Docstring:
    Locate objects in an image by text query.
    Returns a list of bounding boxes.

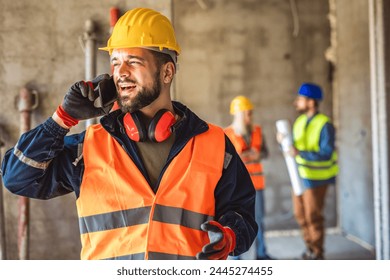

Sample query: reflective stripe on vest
[224,126,264,190]
[293,113,339,180]
[77,123,225,260]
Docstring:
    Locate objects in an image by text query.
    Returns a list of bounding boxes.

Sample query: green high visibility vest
[293,113,338,180]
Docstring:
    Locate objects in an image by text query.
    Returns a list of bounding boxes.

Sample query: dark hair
[150,50,175,69]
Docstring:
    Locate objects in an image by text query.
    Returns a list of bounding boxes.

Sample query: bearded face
[294,96,310,114]
[117,69,162,113]
[110,48,164,114]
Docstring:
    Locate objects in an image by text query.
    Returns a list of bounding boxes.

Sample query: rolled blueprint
[275,119,304,196]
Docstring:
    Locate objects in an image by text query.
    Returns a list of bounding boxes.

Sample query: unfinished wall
[332,0,374,246]
[0,0,334,259]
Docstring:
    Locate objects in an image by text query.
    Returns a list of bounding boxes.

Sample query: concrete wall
[333,0,375,246]
[0,0,334,259]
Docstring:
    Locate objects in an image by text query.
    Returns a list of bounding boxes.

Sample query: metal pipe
[369,0,390,260]
[17,197,29,260]
[170,1,178,101]
[83,19,97,127]
[16,87,38,260]
[0,137,7,260]
[107,7,120,112]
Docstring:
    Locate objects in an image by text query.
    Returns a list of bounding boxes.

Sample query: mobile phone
[95,76,117,108]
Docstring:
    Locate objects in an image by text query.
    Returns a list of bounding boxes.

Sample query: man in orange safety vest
[225,96,273,260]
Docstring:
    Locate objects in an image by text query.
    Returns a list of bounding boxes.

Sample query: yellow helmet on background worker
[99,8,181,55]
[230,96,254,115]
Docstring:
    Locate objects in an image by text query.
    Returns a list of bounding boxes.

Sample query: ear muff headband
[123,109,176,142]
[148,109,176,142]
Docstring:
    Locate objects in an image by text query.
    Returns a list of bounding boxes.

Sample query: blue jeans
[255,189,267,258]
[229,190,267,260]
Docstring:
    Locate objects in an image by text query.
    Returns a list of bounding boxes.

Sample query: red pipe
[17,197,29,260]
[110,7,120,33]
[16,87,37,260]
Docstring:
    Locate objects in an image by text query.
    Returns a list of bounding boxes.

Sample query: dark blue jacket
[1,101,257,256]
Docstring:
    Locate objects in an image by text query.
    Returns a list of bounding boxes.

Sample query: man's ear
[308,98,316,109]
[162,62,175,84]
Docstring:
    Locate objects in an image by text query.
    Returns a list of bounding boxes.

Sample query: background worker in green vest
[280,83,338,260]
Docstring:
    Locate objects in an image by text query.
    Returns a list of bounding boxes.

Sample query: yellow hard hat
[230,96,254,114]
[99,8,181,55]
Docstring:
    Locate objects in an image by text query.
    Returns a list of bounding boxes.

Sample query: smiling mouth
[117,83,137,96]
[119,84,136,91]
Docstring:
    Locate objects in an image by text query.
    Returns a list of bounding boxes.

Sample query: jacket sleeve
[1,117,85,199]
[215,135,258,256]
[298,122,335,161]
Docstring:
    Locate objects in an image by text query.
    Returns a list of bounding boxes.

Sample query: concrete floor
[234,228,376,260]
[266,228,376,260]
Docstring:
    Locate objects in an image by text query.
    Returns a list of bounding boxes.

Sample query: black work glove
[61,74,117,120]
[196,221,236,260]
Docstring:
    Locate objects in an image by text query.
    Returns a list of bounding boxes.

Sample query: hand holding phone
[94,75,118,113]
[62,74,117,120]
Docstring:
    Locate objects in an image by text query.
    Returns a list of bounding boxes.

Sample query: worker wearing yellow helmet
[1,8,257,260]
[225,96,273,260]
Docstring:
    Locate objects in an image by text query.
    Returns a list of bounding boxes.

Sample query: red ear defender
[148,109,176,142]
[123,112,147,142]
[123,109,176,142]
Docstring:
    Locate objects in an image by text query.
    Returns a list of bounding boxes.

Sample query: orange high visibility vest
[225,126,264,190]
[76,123,225,260]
